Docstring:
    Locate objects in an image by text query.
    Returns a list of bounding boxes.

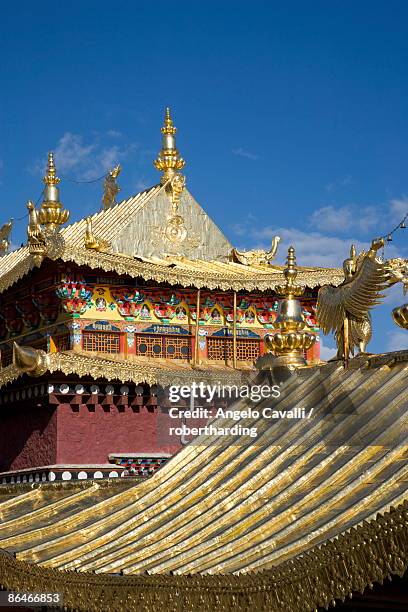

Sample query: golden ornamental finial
[260,246,316,368]
[154,107,185,183]
[43,152,60,187]
[38,152,69,231]
[275,246,304,299]
[162,107,177,135]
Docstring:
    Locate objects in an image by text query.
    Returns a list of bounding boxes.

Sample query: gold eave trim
[0,500,407,612]
[0,352,248,388]
[0,245,344,295]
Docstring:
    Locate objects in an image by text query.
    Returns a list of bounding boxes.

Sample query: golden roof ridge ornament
[102,164,121,210]
[0,219,13,256]
[232,236,281,266]
[13,342,49,377]
[260,246,316,369]
[84,216,110,252]
[153,107,185,184]
[38,152,70,231]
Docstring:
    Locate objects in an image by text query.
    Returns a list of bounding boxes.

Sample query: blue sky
[0,1,407,355]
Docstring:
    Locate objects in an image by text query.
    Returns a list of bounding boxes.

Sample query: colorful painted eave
[0,352,407,611]
[0,184,344,294]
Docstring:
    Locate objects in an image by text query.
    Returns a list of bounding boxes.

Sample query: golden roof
[0,183,343,293]
[0,352,407,610]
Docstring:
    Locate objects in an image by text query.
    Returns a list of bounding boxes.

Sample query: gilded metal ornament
[232,235,281,266]
[153,107,185,183]
[26,201,47,266]
[317,238,396,360]
[393,303,408,330]
[261,246,316,367]
[12,342,49,376]
[168,172,186,214]
[38,152,70,231]
[392,279,408,330]
[84,216,110,252]
[102,164,121,210]
[0,219,13,256]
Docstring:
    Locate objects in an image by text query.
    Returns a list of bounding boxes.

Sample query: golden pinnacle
[43,152,61,186]
[38,152,70,231]
[161,107,177,135]
[154,108,185,183]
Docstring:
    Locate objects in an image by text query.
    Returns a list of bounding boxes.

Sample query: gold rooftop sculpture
[263,246,316,367]
[0,219,13,256]
[38,152,69,231]
[232,235,281,266]
[153,107,185,183]
[101,164,121,210]
[317,238,407,362]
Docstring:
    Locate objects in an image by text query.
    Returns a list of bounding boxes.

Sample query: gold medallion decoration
[164,214,188,244]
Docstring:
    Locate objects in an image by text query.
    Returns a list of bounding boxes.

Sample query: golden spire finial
[38,152,69,231]
[162,107,177,135]
[275,246,304,299]
[43,152,60,187]
[154,107,185,183]
[261,246,316,368]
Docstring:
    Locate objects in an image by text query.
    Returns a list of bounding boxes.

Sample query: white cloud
[383,282,407,306]
[229,222,404,268]
[30,132,138,181]
[253,226,370,267]
[310,204,381,234]
[232,147,258,160]
[389,197,408,222]
[386,330,407,352]
[325,175,353,193]
[319,337,337,361]
[310,206,354,232]
[54,133,95,172]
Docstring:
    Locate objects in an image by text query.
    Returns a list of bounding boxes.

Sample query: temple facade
[0,110,407,612]
[0,109,342,483]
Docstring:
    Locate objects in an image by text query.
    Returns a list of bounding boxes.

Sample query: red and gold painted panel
[0,265,320,366]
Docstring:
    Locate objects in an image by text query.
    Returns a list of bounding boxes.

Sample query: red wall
[56,403,181,464]
[0,405,57,471]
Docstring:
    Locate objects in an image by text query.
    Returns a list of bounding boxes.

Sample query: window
[135,334,191,360]
[82,331,120,353]
[207,338,260,361]
[1,344,12,367]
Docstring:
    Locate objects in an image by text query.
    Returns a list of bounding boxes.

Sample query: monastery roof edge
[0,242,344,294]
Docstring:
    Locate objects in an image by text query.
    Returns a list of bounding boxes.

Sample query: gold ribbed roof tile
[0,356,406,577]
